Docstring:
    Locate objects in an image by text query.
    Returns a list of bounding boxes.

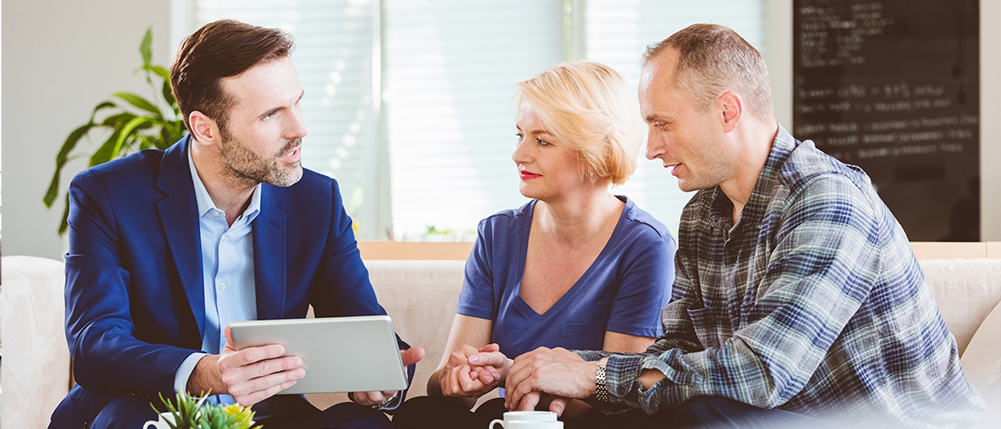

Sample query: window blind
[383,0,564,240]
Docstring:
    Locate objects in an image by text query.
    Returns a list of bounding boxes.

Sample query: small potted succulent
[151,392,261,429]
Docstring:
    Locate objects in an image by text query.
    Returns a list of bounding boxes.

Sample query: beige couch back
[919,259,1001,354]
[367,259,467,399]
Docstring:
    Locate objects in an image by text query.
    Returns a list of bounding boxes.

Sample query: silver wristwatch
[594,358,609,402]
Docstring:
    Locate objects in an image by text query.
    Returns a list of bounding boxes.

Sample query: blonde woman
[393,62,676,429]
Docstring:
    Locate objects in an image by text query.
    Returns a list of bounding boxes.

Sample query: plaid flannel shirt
[577,127,986,427]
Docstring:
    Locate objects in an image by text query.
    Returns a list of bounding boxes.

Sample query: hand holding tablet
[206,326,306,407]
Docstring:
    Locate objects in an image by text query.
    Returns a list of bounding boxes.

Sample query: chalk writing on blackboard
[793,0,979,241]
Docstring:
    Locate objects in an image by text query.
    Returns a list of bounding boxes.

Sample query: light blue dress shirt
[173,146,262,398]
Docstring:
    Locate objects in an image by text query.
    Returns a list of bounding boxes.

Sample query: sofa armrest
[1,256,72,428]
[960,299,1001,425]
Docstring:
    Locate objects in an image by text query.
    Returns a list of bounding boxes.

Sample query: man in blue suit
[50,19,424,428]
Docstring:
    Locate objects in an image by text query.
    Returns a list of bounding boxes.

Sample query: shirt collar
[707,125,796,234]
[187,143,262,223]
[745,125,796,214]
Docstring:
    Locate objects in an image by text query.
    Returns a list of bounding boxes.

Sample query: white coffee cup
[489,411,563,428]
[143,412,175,429]
[497,411,557,421]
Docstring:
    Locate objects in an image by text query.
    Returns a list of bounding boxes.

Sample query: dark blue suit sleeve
[64,170,196,396]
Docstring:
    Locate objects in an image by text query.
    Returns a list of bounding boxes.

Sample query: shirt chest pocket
[687,306,730,349]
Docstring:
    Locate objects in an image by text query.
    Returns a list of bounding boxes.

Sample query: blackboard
[793,0,979,241]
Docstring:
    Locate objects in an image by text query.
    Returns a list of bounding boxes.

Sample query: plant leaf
[173,123,189,143]
[44,171,64,209]
[113,116,153,156]
[101,112,136,127]
[113,92,163,119]
[90,129,122,167]
[162,78,177,108]
[138,64,170,81]
[160,122,187,149]
[58,194,70,236]
[138,134,155,150]
[160,127,172,149]
[44,122,94,207]
[140,27,153,66]
[90,101,117,122]
[161,121,184,147]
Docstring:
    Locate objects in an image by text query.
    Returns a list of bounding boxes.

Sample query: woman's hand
[439,343,510,397]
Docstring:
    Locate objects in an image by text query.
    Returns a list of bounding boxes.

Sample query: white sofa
[2,243,999,428]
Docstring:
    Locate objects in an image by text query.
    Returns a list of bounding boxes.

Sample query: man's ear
[718,91,743,133]
[188,111,219,146]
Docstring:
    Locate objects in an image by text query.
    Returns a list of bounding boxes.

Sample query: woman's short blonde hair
[517,62,642,186]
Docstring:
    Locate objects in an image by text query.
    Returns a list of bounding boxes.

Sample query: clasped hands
[438,343,510,397]
[503,347,597,416]
[190,326,425,408]
[438,344,596,417]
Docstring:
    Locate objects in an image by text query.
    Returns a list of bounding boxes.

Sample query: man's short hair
[517,61,643,186]
[170,19,295,132]
[644,23,774,121]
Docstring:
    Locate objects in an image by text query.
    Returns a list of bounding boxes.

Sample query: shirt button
[221,236,227,242]
[218,282,227,290]
[212,211,220,217]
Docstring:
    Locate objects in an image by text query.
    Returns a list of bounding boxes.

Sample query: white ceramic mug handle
[489,419,506,429]
[143,422,158,429]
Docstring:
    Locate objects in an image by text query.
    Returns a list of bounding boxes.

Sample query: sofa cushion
[919,259,1001,355]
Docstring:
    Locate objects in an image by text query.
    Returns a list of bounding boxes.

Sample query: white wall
[765,0,793,129]
[982,0,1001,240]
[2,0,172,259]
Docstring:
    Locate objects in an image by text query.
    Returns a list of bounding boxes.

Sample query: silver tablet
[229,315,408,394]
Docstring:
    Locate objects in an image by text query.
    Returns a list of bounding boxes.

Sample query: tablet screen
[229,315,408,394]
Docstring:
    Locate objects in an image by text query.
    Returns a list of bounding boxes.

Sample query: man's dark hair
[170,19,295,132]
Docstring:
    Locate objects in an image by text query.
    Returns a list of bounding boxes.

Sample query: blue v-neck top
[456,196,676,358]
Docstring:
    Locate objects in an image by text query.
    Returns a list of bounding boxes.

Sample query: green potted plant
[153,392,261,429]
[44,27,186,235]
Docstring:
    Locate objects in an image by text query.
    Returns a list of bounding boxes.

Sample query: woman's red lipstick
[520,171,542,180]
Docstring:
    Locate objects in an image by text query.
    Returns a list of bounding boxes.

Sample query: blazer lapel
[155,135,206,336]
[254,185,287,320]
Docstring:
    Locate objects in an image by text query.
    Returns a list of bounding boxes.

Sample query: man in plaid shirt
[493,24,987,428]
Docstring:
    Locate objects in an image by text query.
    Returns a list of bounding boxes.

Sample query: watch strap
[594,358,609,402]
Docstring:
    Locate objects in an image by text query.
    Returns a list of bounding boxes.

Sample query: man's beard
[218,126,303,188]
